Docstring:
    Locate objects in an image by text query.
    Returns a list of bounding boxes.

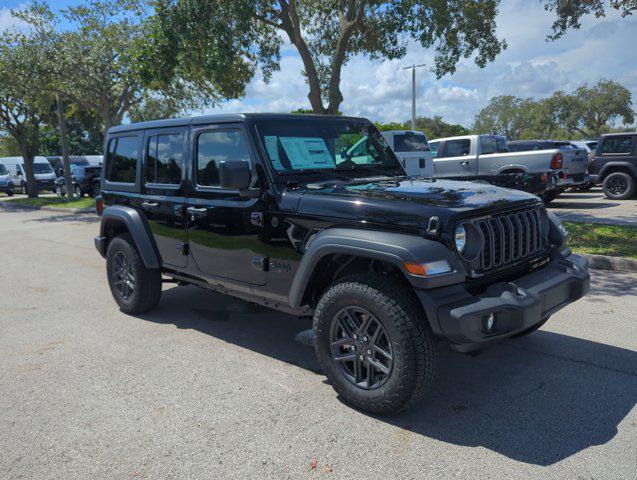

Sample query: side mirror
[219,160,252,191]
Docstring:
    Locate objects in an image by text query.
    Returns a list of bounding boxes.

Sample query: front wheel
[106,233,162,314]
[314,274,437,414]
[603,172,635,200]
[6,185,13,196]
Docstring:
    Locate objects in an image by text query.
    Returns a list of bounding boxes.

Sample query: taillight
[550,152,563,169]
[95,196,103,215]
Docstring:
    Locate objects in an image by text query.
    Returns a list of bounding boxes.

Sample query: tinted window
[197,131,251,187]
[146,133,183,185]
[441,139,470,157]
[0,164,6,175]
[480,136,497,155]
[586,142,598,150]
[394,133,429,152]
[105,136,138,183]
[33,163,53,174]
[429,141,440,158]
[602,137,632,154]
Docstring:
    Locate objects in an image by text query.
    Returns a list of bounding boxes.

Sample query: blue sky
[2,0,636,127]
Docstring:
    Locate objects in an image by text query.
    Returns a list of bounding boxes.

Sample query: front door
[185,125,267,286]
[139,127,188,268]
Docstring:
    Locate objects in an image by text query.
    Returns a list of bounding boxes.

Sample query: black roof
[108,113,369,134]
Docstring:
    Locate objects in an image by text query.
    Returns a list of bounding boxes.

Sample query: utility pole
[402,63,426,131]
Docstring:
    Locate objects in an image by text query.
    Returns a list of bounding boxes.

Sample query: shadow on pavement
[549,201,619,210]
[138,285,637,467]
[585,268,637,303]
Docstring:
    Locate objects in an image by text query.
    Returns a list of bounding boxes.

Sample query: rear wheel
[602,172,635,200]
[6,185,13,196]
[106,233,162,314]
[314,274,437,414]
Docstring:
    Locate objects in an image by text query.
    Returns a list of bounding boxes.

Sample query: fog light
[485,313,495,332]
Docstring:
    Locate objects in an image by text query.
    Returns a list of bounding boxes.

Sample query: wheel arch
[599,162,637,180]
[288,228,466,310]
[99,205,160,269]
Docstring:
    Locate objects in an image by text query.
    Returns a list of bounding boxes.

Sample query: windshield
[34,162,53,174]
[394,133,429,152]
[0,164,6,175]
[255,118,404,177]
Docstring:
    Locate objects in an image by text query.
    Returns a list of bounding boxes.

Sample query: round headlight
[454,224,467,253]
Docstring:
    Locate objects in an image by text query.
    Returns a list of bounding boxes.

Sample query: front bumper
[416,248,590,353]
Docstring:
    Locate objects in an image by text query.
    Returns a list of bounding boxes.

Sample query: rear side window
[197,130,251,187]
[146,133,183,185]
[480,136,497,155]
[602,137,632,155]
[105,136,138,183]
[441,139,470,157]
[394,133,429,152]
[429,141,440,158]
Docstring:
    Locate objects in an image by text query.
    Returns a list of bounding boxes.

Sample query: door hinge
[252,255,269,271]
[176,242,189,255]
[251,212,264,227]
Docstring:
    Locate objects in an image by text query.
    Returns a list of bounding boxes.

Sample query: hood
[295,178,540,230]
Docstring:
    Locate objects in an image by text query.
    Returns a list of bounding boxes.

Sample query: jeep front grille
[474,206,547,274]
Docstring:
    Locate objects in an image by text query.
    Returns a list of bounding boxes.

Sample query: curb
[0,203,94,214]
[584,254,637,273]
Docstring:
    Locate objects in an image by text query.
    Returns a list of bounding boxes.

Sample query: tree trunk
[56,94,75,200]
[19,147,38,199]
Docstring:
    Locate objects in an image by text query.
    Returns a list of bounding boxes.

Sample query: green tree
[573,79,634,137]
[0,28,52,197]
[472,95,537,140]
[146,0,507,115]
[543,0,636,40]
[412,115,470,139]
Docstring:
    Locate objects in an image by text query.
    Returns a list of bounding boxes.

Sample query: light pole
[402,63,426,131]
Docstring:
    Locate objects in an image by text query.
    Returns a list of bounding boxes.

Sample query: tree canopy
[146,0,507,114]
[473,79,635,140]
[543,0,636,40]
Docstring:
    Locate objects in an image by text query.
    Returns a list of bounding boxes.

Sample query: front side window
[255,118,402,177]
[146,133,183,185]
[197,130,251,187]
[0,164,7,175]
[602,137,632,155]
[105,136,138,183]
[441,139,470,157]
[394,133,429,152]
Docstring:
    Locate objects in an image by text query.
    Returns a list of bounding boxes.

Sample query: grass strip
[564,221,637,259]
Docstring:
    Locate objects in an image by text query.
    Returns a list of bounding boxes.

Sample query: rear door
[185,124,267,286]
[140,127,189,268]
[433,138,477,177]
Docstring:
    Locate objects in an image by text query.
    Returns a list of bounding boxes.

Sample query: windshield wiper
[277,168,350,180]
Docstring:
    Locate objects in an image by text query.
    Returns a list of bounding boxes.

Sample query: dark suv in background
[588,132,637,199]
[94,114,590,414]
[49,156,102,197]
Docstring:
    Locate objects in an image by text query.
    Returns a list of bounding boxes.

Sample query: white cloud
[203,2,637,127]
[0,5,30,32]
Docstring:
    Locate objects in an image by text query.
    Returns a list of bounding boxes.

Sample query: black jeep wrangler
[589,132,637,199]
[95,114,590,414]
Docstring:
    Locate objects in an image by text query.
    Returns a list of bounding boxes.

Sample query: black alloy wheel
[329,306,393,390]
[111,251,135,300]
[603,172,635,200]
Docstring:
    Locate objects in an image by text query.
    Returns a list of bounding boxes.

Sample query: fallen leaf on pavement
[323,465,334,473]
[310,459,318,470]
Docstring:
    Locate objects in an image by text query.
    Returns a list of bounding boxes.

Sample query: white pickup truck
[428,135,588,202]
[380,130,434,177]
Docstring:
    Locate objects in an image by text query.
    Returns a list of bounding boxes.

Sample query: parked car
[380,130,434,177]
[588,132,637,199]
[0,162,14,195]
[0,156,57,194]
[48,155,103,172]
[427,135,577,202]
[50,157,102,197]
[566,140,598,190]
[94,113,590,414]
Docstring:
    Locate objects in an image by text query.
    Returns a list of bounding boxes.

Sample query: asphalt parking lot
[1,207,636,479]
[549,187,637,226]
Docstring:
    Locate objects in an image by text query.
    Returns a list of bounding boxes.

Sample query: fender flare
[99,205,160,269]
[598,162,637,180]
[288,228,466,309]
[496,164,528,174]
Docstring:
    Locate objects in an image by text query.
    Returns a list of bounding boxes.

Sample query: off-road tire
[314,273,437,415]
[602,172,635,200]
[6,185,13,196]
[106,233,162,314]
